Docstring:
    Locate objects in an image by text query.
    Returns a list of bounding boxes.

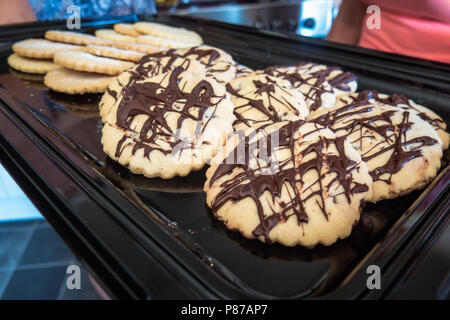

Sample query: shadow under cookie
[47,90,101,117]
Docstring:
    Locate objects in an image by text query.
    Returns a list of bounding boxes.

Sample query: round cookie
[102,45,236,103]
[8,53,61,74]
[136,35,197,49]
[12,39,86,59]
[86,45,145,62]
[45,30,112,46]
[336,90,449,150]
[100,56,208,120]
[114,23,142,37]
[204,120,373,247]
[293,62,358,96]
[54,51,135,76]
[308,102,443,202]
[175,45,237,83]
[44,68,114,94]
[226,73,309,132]
[9,69,45,82]
[134,22,203,45]
[99,52,204,119]
[95,29,138,43]
[109,41,166,54]
[101,64,235,179]
[263,64,336,112]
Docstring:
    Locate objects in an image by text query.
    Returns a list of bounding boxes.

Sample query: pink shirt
[358,0,450,64]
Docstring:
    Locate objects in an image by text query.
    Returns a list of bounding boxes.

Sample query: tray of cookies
[0,14,448,299]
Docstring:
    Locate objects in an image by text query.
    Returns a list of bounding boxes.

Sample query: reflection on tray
[47,90,101,118]
[102,157,205,193]
[9,67,102,118]
[9,68,47,90]
[101,148,425,296]
[2,28,449,298]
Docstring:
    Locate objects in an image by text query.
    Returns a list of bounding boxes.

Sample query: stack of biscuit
[8,22,204,94]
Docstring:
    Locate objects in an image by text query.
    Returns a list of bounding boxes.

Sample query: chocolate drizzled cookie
[262,63,336,112]
[336,90,449,150]
[125,45,236,82]
[101,60,235,179]
[294,62,358,95]
[100,45,237,119]
[308,100,443,202]
[204,120,372,247]
[176,46,237,83]
[226,73,309,131]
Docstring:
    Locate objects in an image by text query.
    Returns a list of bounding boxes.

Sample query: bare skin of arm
[327,0,366,45]
[0,0,36,25]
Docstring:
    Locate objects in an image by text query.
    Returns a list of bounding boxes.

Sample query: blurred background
[2,0,449,64]
[4,0,341,38]
[175,0,341,38]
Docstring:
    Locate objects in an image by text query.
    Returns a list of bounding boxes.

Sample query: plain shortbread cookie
[86,45,145,62]
[134,22,203,45]
[44,68,114,94]
[53,51,135,76]
[45,30,112,46]
[114,23,142,36]
[8,53,62,74]
[95,29,138,43]
[12,39,86,59]
[136,34,197,49]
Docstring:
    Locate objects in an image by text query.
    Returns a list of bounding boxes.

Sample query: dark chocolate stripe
[310,101,438,183]
[209,121,368,242]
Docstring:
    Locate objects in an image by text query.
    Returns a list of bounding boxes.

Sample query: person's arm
[0,0,36,25]
[327,0,366,45]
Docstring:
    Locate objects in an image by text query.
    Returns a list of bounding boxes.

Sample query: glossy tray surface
[0,16,448,299]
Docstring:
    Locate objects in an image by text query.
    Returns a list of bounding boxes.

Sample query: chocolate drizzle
[338,90,446,135]
[208,121,368,243]
[113,65,226,159]
[235,64,253,76]
[226,75,303,129]
[310,100,438,183]
[135,46,234,82]
[264,65,334,111]
[106,87,117,100]
[310,66,357,92]
[373,92,446,133]
[105,46,236,110]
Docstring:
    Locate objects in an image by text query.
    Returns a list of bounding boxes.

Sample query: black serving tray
[0,15,448,299]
